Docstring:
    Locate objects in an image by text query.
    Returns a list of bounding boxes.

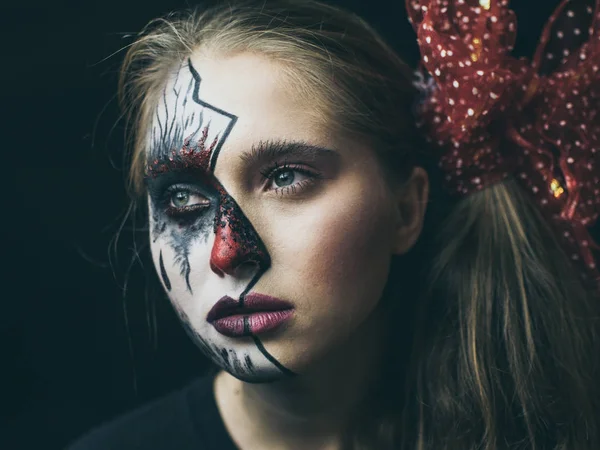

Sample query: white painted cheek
[184,240,255,311]
[150,226,285,380]
[148,213,261,321]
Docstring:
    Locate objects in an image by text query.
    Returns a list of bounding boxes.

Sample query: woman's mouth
[206,293,294,338]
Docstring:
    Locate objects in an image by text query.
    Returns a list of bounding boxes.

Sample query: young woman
[69,0,600,448]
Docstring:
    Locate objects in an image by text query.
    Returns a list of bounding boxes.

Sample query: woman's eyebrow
[239,139,340,167]
[144,139,341,183]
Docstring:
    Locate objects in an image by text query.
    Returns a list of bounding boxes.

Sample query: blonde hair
[118,1,600,448]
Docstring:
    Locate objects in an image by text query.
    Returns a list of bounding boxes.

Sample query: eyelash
[162,184,209,219]
[160,162,322,218]
[260,161,323,197]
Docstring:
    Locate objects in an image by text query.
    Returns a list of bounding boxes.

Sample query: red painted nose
[209,190,270,277]
[210,217,248,276]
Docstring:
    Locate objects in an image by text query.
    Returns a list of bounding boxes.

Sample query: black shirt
[67,375,237,450]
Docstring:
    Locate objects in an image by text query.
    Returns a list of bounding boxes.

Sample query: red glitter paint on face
[146,123,270,277]
[147,125,219,176]
[210,183,270,277]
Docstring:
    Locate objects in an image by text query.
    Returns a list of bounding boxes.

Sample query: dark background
[0,0,589,449]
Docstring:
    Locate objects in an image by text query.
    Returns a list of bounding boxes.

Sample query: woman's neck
[214,305,390,450]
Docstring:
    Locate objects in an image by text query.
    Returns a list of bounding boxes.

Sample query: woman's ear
[391,166,429,255]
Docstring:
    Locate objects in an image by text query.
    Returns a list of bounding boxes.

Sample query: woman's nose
[209,196,270,277]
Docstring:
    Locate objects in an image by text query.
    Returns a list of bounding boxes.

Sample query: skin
[146,50,429,449]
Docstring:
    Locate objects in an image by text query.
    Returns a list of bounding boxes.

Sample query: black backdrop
[0,0,588,449]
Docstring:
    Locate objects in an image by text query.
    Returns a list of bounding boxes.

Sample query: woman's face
[146,52,401,383]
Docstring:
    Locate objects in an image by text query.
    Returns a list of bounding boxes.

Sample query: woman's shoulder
[66,373,234,450]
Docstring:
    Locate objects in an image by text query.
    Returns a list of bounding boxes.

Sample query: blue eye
[169,189,208,208]
[262,163,322,196]
[163,186,210,218]
[171,190,191,207]
[273,169,296,187]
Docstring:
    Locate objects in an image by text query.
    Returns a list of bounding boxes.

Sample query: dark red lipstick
[206,293,294,338]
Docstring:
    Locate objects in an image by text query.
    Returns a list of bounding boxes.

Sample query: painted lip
[206,293,294,338]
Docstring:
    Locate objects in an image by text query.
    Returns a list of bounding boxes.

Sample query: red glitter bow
[407,0,600,290]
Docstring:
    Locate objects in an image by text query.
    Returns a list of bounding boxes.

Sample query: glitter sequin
[407,0,600,289]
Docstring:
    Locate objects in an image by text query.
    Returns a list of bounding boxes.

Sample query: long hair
[118,1,600,448]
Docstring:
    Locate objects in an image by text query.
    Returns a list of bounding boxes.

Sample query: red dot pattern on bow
[407,0,600,290]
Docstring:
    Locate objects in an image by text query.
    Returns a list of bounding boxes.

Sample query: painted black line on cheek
[163,190,217,295]
[174,247,193,294]
[239,268,297,377]
[164,234,195,295]
[165,236,193,295]
[184,262,192,293]
[159,250,172,291]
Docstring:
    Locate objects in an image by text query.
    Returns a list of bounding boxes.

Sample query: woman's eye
[165,188,210,217]
[272,169,296,188]
[171,190,192,207]
[264,166,318,195]
[169,189,208,207]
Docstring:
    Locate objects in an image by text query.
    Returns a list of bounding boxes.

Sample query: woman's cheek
[267,187,392,315]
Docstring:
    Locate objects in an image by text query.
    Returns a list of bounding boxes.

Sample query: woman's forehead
[146,53,330,172]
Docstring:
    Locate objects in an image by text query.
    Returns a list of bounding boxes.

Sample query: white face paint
[146,59,289,382]
[146,52,398,383]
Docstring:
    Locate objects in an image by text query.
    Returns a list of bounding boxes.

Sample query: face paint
[146,59,295,382]
[146,53,399,384]
[158,250,171,291]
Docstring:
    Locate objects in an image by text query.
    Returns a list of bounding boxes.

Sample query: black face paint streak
[244,354,254,372]
[148,60,239,165]
[172,241,193,293]
[252,336,296,377]
[173,305,262,382]
[220,348,230,365]
[243,317,250,335]
[151,208,165,243]
[186,59,237,172]
[148,58,296,380]
[159,250,171,291]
